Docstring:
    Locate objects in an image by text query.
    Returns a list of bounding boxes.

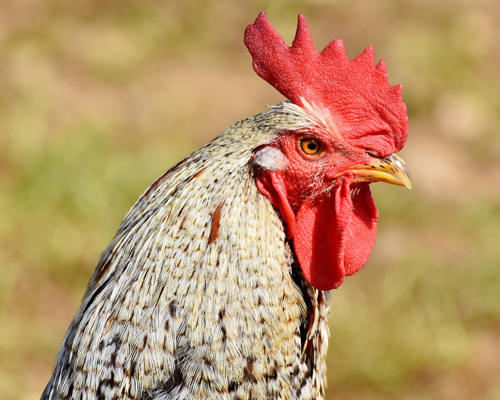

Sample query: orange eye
[300,138,322,156]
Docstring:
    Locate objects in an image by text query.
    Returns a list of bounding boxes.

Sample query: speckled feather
[42,103,330,400]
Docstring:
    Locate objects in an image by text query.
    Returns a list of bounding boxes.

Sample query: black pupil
[307,141,316,151]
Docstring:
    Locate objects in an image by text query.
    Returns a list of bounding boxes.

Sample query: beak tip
[346,153,412,190]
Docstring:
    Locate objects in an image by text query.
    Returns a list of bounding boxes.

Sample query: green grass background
[1,0,500,399]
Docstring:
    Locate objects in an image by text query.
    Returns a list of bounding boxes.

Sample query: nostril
[365,149,381,158]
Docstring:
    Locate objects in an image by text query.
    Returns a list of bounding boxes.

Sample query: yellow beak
[347,153,412,189]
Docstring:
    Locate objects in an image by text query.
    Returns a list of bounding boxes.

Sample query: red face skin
[256,130,380,291]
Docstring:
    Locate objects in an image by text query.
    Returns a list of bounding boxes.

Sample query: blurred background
[1,0,499,399]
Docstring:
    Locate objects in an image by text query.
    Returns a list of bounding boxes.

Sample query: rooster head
[246,13,411,291]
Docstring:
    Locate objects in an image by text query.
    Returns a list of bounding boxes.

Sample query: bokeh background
[1,0,499,399]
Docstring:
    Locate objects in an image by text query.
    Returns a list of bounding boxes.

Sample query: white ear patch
[254,146,289,171]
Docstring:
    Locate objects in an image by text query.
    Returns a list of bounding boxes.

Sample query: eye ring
[299,138,323,157]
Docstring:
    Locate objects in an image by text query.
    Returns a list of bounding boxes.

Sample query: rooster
[42,12,411,400]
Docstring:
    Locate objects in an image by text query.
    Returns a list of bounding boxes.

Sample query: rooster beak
[347,154,412,189]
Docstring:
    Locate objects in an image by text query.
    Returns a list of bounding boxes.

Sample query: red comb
[244,12,408,152]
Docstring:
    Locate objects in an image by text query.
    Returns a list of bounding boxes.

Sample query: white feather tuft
[282,99,342,140]
[253,147,289,171]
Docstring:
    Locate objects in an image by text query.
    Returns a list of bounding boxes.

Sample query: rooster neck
[44,106,330,400]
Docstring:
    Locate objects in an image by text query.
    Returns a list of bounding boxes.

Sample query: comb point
[375,59,387,74]
[354,45,375,64]
[292,14,315,50]
[321,39,347,63]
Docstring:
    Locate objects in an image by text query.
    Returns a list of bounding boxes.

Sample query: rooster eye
[300,138,322,156]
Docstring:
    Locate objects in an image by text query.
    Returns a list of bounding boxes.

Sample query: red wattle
[256,170,379,291]
[256,172,297,238]
[294,182,379,290]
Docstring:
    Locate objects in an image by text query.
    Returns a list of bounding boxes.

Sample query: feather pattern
[42,104,330,400]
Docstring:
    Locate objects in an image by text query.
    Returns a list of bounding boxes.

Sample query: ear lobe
[255,171,297,238]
